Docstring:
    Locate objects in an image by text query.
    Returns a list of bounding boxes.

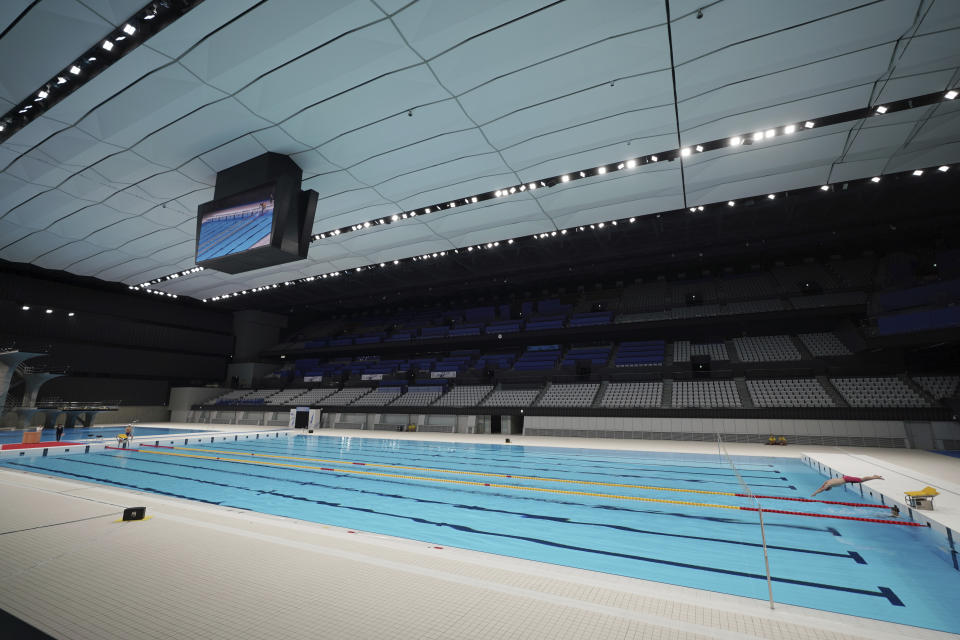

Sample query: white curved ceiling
[1,0,959,300]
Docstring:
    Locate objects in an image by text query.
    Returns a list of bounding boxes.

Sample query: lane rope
[116,447,923,526]
[168,445,888,509]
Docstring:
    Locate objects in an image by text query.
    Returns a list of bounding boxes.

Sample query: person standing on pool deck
[811,474,883,496]
[120,424,134,448]
[55,423,64,441]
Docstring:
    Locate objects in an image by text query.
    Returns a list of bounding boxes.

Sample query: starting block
[904,486,940,510]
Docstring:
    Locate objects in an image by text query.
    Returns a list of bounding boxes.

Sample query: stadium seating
[391,386,444,406]
[830,377,932,408]
[613,341,664,366]
[319,388,372,405]
[598,382,663,408]
[434,385,493,407]
[732,335,801,361]
[536,383,600,407]
[674,341,728,362]
[746,379,835,407]
[481,389,541,407]
[798,332,851,357]
[672,381,741,408]
[912,376,959,399]
[351,387,403,406]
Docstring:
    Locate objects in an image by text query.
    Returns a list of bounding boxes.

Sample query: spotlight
[697,206,704,211]
[946,90,958,100]
[875,105,887,114]
[102,40,114,51]
[528,183,537,190]
[870,176,881,182]
[680,147,691,157]
[69,65,81,75]
[764,129,775,138]
[727,201,734,206]
[783,124,796,134]
[729,136,742,146]
[820,185,829,191]
[597,166,606,174]
[495,190,502,197]
[689,207,696,212]
[579,172,585,178]
[122,23,136,36]
[424,208,430,213]
[508,238,514,243]
[471,196,478,202]
[938,165,949,172]
[393,260,399,264]
[626,159,637,168]
[45,309,53,314]
[21,305,29,311]
[391,214,398,221]
[767,194,776,199]
[37,89,48,99]
[804,121,814,128]
[695,145,703,152]
[912,170,923,176]
[629,217,635,222]
[650,155,658,162]
[518,185,525,191]
[752,131,763,142]
[363,221,370,228]
[509,186,516,193]
[560,230,566,234]
[561,175,570,182]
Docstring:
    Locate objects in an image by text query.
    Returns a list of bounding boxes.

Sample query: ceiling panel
[0,0,956,300]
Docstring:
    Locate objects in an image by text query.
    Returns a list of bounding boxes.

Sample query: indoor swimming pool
[2,435,957,632]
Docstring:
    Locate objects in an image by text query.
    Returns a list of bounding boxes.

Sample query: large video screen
[196,183,275,262]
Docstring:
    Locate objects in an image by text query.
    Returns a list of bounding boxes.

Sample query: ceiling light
[767,194,776,199]
[804,121,814,128]
[69,65,81,75]
[424,208,430,214]
[727,201,734,206]
[729,136,742,146]
[764,129,775,139]
[21,305,29,311]
[518,184,525,191]
[626,159,637,168]
[946,90,958,100]
[87,56,97,62]
[597,166,606,174]
[495,190,502,197]
[680,147,691,157]
[449,201,456,207]
[695,145,704,152]
[752,131,763,142]
[45,309,53,314]
[629,217,636,222]
[471,196,478,202]
[689,207,696,212]
[579,172,585,178]
[122,23,136,36]
[102,40,114,51]
[875,105,887,114]
[391,214,398,221]
[870,176,881,182]
[393,260,399,264]
[938,165,949,172]
[560,230,566,235]
[508,238,514,243]
[912,169,923,176]
[551,231,557,236]
[528,183,537,190]
[363,221,370,228]
[115,35,126,41]
[561,175,570,182]
[820,185,829,191]
[650,155,658,162]
[697,206,704,211]
[509,186,516,193]
[784,124,796,134]
[37,89,48,99]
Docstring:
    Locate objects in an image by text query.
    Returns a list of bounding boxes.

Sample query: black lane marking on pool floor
[225,441,793,488]
[3,452,844,549]
[12,455,890,603]
[248,437,785,476]
[289,435,781,470]
[242,438,784,477]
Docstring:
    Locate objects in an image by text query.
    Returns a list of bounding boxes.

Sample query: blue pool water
[2,435,957,632]
[0,426,211,444]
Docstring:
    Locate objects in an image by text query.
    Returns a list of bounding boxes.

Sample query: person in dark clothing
[55,424,64,441]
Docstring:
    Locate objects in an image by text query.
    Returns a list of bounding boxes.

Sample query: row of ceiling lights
[0,2,198,143]
[20,305,76,317]
[133,86,958,302]
[196,158,953,303]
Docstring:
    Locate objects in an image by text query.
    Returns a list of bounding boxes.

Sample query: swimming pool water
[2,435,957,632]
[0,426,212,444]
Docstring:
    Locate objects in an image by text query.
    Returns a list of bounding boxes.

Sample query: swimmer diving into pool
[811,474,883,496]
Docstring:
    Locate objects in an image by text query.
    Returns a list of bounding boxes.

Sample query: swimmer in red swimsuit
[811,473,883,496]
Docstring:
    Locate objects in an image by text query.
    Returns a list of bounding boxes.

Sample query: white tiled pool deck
[1,424,958,640]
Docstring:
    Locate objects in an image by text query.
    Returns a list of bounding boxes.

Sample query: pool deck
[1,424,958,640]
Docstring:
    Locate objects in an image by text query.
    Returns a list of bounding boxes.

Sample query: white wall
[522,416,908,446]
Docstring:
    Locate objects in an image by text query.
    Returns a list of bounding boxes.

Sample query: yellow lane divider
[168,445,737,497]
[132,447,741,511]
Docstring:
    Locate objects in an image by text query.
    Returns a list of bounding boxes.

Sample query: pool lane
[3,436,958,632]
